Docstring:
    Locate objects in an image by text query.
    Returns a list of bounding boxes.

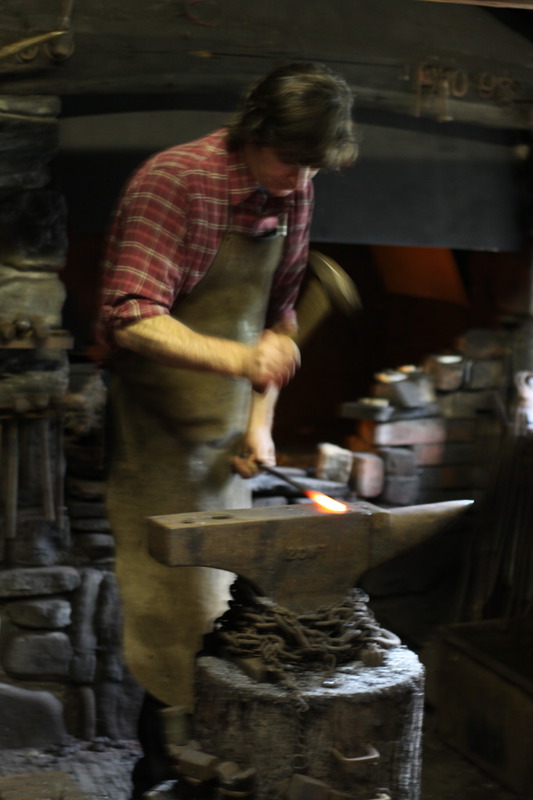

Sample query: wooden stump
[193,647,424,800]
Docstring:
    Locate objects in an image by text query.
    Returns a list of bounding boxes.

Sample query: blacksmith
[95,61,357,797]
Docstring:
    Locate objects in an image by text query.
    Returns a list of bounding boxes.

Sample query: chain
[203,580,399,800]
[205,579,399,685]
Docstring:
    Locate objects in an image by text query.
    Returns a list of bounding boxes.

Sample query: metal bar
[258,463,308,495]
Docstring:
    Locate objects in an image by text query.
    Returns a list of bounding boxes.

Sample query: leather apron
[106,219,286,709]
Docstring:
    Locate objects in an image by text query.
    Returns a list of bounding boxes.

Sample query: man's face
[245,145,319,197]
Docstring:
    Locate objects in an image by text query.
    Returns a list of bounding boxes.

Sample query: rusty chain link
[205,579,400,694]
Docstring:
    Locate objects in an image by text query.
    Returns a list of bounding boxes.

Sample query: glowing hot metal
[306,490,347,513]
[258,463,348,513]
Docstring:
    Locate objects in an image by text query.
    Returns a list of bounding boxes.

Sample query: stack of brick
[339,329,508,506]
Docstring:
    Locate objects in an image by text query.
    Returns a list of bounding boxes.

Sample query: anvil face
[148,501,389,613]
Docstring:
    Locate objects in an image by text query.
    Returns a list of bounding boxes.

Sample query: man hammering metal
[95,61,358,798]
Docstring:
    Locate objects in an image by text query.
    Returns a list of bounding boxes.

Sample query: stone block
[338,398,393,421]
[3,631,72,678]
[0,566,80,598]
[465,358,507,390]
[438,390,495,419]
[350,452,384,498]
[0,266,66,325]
[382,476,420,506]
[373,368,436,408]
[359,418,446,446]
[315,442,353,484]
[424,355,467,392]
[0,683,67,748]
[379,447,417,476]
[5,598,71,629]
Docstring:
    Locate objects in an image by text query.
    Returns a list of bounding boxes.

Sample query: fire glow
[306,490,348,514]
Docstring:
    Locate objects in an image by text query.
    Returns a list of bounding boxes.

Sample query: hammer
[295,250,362,347]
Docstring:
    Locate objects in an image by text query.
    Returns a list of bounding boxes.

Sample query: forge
[148,498,470,800]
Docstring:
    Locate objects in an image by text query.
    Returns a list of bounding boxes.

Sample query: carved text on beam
[414,62,523,119]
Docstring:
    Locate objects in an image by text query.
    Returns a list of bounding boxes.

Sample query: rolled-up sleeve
[96,169,189,351]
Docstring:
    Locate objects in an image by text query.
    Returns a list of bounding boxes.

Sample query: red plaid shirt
[96,128,314,355]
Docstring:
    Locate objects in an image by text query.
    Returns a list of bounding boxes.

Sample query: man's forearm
[248,382,279,433]
[114,314,247,377]
[113,314,300,391]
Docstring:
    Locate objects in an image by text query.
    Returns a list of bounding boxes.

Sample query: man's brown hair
[227,62,358,170]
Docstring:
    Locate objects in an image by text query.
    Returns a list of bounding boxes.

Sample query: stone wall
[340,328,509,507]
[0,96,143,749]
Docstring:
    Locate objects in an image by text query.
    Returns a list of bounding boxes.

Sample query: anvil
[148,499,472,613]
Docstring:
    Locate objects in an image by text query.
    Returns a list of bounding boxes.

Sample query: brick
[382,475,420,506]
[379,447,417,475]
[359,417,446,446]
[350,452,384,498]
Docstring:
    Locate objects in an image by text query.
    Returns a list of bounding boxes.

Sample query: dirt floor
[0,718,526,800]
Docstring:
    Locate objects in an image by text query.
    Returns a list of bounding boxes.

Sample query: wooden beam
[418,1,533,8]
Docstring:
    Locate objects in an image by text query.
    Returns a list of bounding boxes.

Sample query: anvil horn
[148,499,473,614]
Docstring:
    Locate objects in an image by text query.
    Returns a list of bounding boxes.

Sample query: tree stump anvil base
[193,649,424,800]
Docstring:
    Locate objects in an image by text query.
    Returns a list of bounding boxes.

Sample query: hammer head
[148,501,388,613]
[295,250,362,346]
